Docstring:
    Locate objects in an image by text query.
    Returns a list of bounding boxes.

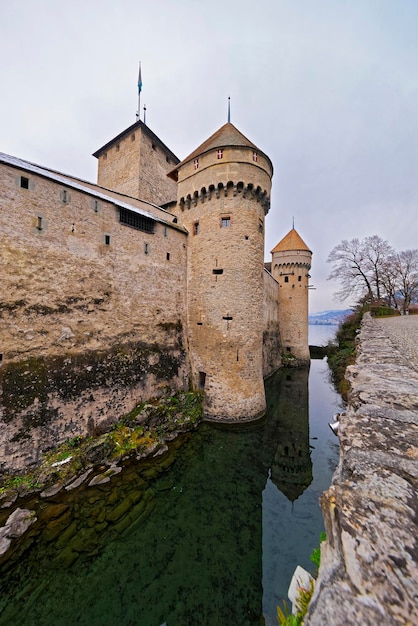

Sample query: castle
[0,112,311,471]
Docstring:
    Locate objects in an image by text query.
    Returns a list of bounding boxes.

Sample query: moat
[0,329,341,626]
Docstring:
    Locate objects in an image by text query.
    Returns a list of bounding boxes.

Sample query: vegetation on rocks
[326,307,364,398]
[0,391,203,502]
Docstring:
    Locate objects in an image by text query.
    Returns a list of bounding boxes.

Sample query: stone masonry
[305,314,418,625]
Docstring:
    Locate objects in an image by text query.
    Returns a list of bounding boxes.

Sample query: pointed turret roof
[167,122,272,180]
[271,228,311,254]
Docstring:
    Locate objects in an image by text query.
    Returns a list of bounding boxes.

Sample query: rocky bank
[305,314,418,625]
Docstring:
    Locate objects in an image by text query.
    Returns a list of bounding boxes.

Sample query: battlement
[178,181,270,213]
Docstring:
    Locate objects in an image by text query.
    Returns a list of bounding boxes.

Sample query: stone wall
[0,161,190,473]
[263,268,281,377]
[305,314,418,625]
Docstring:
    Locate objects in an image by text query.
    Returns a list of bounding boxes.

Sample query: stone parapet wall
[305,314,418,625]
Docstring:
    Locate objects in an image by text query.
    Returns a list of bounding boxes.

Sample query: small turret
[271,228,312,362]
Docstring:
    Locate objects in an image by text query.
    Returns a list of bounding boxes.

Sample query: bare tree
[363,235,395,302]
[394,249,418,314]
[328,236,418,312]
[327,238,374,302]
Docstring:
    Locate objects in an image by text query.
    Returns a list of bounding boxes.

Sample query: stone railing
[305,313,418,625]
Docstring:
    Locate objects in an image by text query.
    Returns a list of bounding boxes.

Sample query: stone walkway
[376,315,418,371]
[305,313,418,626]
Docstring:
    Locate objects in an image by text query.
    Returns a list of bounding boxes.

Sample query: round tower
[168,123,273,420]
[271,228,312,362]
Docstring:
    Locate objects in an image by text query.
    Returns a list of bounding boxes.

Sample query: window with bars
[119,208,155,233]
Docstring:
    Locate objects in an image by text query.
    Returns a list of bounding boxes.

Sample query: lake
[0,329,341,626]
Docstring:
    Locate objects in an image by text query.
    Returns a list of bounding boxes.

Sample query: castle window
[61,189,70,204]
[20,176,29,189]
[193,221,200,235]
[120,208,155,233]
[284,276,289,283]
[298,276,302,282]
[194,159,199,170]
[166,252,170,261]
[36,216,43,231]
[213,269,223,275]
[105,234,111,245]
[163,225,168,237]
[221,217,230,228]
[93,199,100,213]
[144,242,150,255]
[152,144,156,151]
[259,219,263,233]
[199,371,206,389]
[217,149,223,159]
[253,152,258,162]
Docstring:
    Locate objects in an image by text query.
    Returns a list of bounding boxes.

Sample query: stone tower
[271,228,312,362]
[93,120,179,205]
[168,122,273,420]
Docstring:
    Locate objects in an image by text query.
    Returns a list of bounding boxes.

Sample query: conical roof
[271,228,311,254]
[167,122,272,180]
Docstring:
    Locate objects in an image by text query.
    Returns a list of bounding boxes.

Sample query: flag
[138,62,142,94]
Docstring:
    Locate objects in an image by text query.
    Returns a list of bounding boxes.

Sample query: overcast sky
[1,0,417,312]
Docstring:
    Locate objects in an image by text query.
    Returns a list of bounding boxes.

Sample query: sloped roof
[93,119,179,164]
[167,122,272,180]
[271,228,311,254]
[0,152,184,230]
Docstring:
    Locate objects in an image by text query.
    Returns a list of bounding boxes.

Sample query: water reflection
[265,368,312,502]
[0,362,340,626]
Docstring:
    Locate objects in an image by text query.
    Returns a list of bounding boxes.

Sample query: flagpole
[136,61,142,121]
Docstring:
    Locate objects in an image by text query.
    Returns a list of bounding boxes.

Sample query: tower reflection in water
[265,367,312,502]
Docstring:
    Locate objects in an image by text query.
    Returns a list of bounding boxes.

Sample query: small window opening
[284,276,289,283]
[298,275,302,282]
[193,222,200,235]
[217,149,223,159]
[284,446,289,456]
[194,158,199,170]
[245,235,249,240]
[199,371,206,389]
[94,200,99,213]
[115,143,120,152]
[0,353,3,363]
[212,269,223,275]
[286,347,291,353]
[36,216,43,231]
[259,219,263,233]
[152,143,156,151]
[105,234,111,245]
[20,176,29,189]
[166,156,171,163]
[62,189,68,203]
[221,217,230,228]
[253,151,258,162]
[166,252,170,261]
[197,322,203,326]
[144,242,150,255]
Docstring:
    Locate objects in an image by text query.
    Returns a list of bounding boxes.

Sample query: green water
[0,359,341,626]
